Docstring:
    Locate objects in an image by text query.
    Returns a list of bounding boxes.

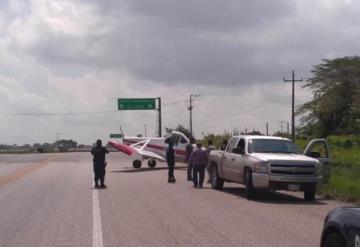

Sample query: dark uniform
[185,143,194,180]
[91,139,109,188]
[166,142,176,183]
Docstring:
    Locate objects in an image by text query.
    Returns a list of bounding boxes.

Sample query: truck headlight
[254,161,268,173]
[314,163,320,175]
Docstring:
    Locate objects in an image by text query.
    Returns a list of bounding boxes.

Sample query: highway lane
[0,153,92,247]
[0,152,353,247]
[0,153,56,177]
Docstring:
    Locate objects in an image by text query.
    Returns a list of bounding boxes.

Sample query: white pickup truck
[209,136,331,201]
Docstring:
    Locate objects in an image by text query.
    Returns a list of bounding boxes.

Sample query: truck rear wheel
[304,187,316,201]
[245,169,256,200]
[211,164,224,189]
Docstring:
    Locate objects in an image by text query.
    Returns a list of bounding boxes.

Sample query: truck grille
[269,164,316,176]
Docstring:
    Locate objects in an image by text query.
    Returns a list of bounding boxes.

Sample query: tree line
[0,139,81,153]
[167,56,360,141]
[297,56,360,137]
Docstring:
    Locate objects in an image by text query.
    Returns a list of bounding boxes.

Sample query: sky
[0,0,359,145]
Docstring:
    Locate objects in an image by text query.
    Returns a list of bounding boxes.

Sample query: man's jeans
[193,164,206,187]
[187,162,193,180]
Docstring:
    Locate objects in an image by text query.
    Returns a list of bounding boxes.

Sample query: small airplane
[108,131,190,168]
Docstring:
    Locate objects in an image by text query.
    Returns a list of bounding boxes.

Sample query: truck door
[223,137,239,179]
[304,139,331,183]
[226,138,246,183]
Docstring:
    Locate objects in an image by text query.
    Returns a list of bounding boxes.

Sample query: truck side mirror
[232,147,244,155]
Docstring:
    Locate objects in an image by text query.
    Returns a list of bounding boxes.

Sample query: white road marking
[93,189,104,247]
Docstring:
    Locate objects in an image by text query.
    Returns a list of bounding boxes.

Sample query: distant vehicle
[321,207,360,247]
[109,131,190,168]
[208,135,331,201]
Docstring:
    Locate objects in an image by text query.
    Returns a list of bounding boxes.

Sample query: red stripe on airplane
[108,141,133,156]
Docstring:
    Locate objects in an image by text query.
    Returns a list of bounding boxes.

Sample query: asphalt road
[0,152,352,247]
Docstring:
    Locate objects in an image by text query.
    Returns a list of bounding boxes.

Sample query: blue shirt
[190,148,208,166]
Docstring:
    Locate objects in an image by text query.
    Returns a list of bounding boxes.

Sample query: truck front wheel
[245,169,256,200]
[211,165,224,189]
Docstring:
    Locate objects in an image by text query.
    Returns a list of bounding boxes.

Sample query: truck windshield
[248,139,300,154]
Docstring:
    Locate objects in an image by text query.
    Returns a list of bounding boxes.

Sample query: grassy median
[298,135,360,204]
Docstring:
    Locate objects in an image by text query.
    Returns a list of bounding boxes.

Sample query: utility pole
[287,122,290,135]
[157,97,162,137]
[144,124,147,137]
[283,70,303,141]
[119,125,123,138]
[188,94,201,137]
[266,123,269,136]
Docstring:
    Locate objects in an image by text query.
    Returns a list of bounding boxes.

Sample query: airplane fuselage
[123,137,187,162]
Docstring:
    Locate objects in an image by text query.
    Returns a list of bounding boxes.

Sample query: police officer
[91,139,109,188]
[166,141,176,183]
[185,137,195,181]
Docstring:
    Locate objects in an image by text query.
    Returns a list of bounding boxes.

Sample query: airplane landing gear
[148,160,156,168]
[133,160,142,168]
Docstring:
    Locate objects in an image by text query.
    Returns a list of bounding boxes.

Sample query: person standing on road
[206,139,216,183]
[91,139,109,188]
[190,143,208,188]
[166,141,176,183]
[185,137,195,181]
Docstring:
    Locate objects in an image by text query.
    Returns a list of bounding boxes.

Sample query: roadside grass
[320,164,360,203]
[297,135,360,204]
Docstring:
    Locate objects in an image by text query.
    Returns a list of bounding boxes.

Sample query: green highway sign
[118,98,156,110]
[110,134,123,138]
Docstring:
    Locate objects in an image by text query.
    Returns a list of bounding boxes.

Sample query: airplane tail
[108,141,133,156]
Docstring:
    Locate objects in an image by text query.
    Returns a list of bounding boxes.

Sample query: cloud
[0,0,359,144]
[122,0,294,31]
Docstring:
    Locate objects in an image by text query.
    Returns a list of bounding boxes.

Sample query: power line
[0,110,118,116]
[162,99,189,106]
[0,99,190,116]
[203,96,291,121]
[199,80,287,97]
[0,79,311,117]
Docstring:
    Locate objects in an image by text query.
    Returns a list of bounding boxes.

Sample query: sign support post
[157,97,162,137]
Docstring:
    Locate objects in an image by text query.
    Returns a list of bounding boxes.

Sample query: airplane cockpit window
[165,132,188,145]
[165,132,180,146]
[180,136,188,144]
[173,134,181,146]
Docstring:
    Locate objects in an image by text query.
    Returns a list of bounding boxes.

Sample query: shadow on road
[111,166,188,173]
[220,187,327,205]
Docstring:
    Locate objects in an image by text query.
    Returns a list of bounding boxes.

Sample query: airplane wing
[108,140,165,161]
